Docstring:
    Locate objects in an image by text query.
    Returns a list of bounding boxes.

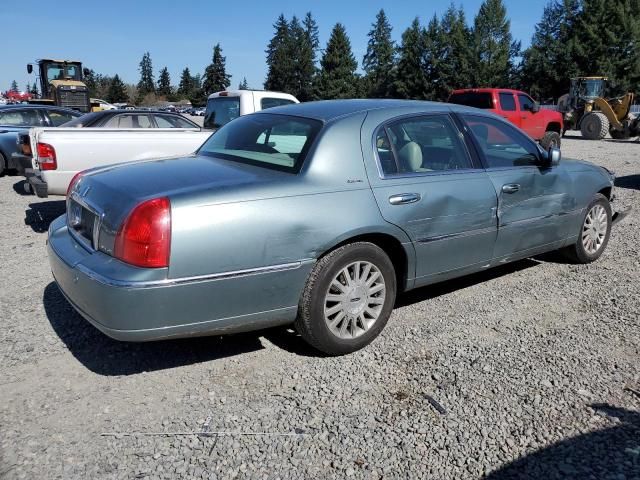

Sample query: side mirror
[547,147,561,167]
[27,64,33,74]
[531,102,540,113]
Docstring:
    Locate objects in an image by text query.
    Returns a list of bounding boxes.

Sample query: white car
[90,98,118,111]
[204,90,298,129]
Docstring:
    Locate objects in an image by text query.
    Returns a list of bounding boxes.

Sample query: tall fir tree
[316,23,359,99]
[472,0,514,87]
[178,67,193,97]
[239,77,249,89]
[202,44,231,95]
[137,52,155,97]
[10,80,18,92]
[107,74,129,103]
[157,67,172,97]
[29,82,38,96]
[299,12,320,100]
[362,9,396,98]
[423,14,444,100]
[264,14,295,92]
[392,18,430,99]
[436,6,474,100]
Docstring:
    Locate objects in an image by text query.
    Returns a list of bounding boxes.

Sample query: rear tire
[580,112,609,140]
[295,242,397,355]
[540,131,561,150]
[560,193,612,263]
[0,152,6,177]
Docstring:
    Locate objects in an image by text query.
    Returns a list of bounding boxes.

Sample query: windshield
[204,97,240,129]
[45,63,82,82]
[448,92,494,109]
[198,113,322,173]
[582,79,605,99]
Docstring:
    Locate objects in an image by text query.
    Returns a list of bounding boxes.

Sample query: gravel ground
[0,135,638,480]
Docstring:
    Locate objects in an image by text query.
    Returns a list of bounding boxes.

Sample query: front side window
[376,115,473,176]
[261,98,295,110]
[204,97,240,129]
[499,93,516,111]
[0,110,43,126]
[198,113,322,173]
[464,115,540,168]
[518,94,534,112]
[154,114,198,128]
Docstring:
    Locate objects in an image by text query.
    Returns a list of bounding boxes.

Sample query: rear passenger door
[362,113,498,285]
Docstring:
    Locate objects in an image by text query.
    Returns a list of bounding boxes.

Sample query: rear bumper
[47,216,310,341]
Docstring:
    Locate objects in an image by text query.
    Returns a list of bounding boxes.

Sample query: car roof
[256,99,482,122]
[0,104,79,113]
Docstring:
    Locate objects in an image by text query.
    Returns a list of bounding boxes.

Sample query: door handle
[389,193,421,205]
[502,184,520,194]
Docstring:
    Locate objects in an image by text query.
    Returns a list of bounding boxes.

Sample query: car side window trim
[372,112,480,180]
[458,113,543,170]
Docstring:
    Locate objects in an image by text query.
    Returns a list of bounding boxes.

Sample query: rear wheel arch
[316,232,412,293]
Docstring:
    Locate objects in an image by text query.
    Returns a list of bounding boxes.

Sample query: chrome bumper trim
[74,260,310,289]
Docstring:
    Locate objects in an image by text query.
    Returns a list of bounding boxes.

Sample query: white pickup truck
[21,128,212,197]
[19,90,299,197]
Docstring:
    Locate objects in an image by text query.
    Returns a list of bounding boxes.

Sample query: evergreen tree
[178,67,193,97]
[436,6,474,100]
[472,0,514,87]
[423,14,444,100]
[299,12,320,100]
[137,52,155,100]
[316,23,358,99]
[157,67,172,97]
[192,73,202,89]
[107,74,129,103]
[363,9,396,98]
[84,68,98,97]
[10,80,18,92]
[29,83,38,96]
[572,0,640,95]
[239,77,249,89]
[264,14,294,92]
[202,44,231,95]
[392,18,429,99]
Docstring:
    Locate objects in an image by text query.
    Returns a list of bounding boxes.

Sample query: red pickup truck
[449,88,563,149]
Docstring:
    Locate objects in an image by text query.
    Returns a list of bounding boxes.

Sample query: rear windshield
[448,92,494,109]
[204,97,240,129]
[198,113,322,173]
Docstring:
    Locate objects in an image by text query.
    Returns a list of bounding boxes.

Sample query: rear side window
[464,115,540,168]
[499,93,516,111]
[448,92,494,109]
[104,114,153,128]
[48,110,79,126]
[0,109,43,126]
[199,113,322,173]
[375,115,473,176]
[204,97,240,129]
[261,98,295,110]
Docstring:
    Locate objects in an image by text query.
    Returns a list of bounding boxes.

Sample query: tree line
[77,0,640,106]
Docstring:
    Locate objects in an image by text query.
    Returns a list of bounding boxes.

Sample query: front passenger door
[462,114,575,261]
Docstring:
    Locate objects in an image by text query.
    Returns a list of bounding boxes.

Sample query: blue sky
[3,0,547,93]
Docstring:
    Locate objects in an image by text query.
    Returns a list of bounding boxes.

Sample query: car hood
[77,154,298,231]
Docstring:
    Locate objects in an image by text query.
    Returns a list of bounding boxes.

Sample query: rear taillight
[66,171,84,197]
[114,197,171,268]
[37,142,57,170]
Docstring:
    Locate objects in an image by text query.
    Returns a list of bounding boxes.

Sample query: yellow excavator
[558,76,639,140]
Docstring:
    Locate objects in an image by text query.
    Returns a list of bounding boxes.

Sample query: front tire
[295,242,397,355]
[540,131,561,150]
[0,152,6,176]
[580,112,609,140]
[561,194,612,263]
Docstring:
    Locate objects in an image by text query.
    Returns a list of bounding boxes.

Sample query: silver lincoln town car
[48,100,622,355]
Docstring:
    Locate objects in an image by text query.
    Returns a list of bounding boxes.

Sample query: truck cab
[204,90,299,130]
[449,88,564,149]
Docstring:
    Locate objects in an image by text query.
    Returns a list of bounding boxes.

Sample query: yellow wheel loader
[557,76,639,140]
[26,59,91,113]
